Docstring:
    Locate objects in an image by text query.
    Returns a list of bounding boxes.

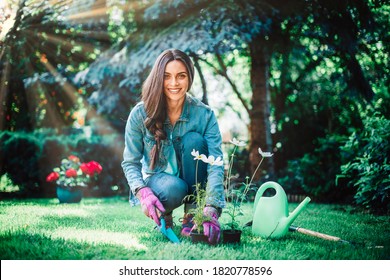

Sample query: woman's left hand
[203,206,220,244]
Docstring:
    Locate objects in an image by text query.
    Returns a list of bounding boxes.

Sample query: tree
[271,0,389,162]
[0,0,111,131]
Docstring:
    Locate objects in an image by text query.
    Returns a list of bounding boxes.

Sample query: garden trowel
[159,217,180,244]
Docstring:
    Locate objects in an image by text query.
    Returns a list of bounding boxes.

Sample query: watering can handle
[253,181,284,211]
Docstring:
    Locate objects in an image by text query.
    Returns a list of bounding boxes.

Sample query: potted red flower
[46,155,102,203]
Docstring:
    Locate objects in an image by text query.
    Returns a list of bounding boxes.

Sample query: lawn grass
[0,196,388,260]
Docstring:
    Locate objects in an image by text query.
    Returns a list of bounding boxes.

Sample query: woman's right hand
[203,206,221,244]
[136,187,165,226]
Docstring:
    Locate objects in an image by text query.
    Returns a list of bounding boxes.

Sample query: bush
[337,113,390,214]
[0,129,128,198]
[278,134,354,203]
[0,131,42,195]
[0,173,20,193]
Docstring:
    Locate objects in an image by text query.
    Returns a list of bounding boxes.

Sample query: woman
[121,49,225,244]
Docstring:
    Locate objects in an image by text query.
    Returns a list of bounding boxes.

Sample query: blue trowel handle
[159,217,180,244]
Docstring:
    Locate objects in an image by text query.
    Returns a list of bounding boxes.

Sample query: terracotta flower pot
[222,229,242,244]
[56,186,83,203]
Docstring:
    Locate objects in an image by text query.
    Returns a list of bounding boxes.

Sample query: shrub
[0,129,128,198]
[337,113,390,214]
[0,173,20,193]
[278,134,354,203]
[0,131,42,195]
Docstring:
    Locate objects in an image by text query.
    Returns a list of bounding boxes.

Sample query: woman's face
[163,60,189,104]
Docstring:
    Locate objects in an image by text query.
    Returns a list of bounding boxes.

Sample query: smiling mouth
[168,88,181,94]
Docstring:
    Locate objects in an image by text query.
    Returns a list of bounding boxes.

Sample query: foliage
[0,0,110,131]
[0,198,389,260]
[223,138,247,231]
[0,129,127,197]
[338,113,390,214]
[183,150,221,233]
[184,186,211,234]
[223,181,247,231]
[0,130,42,193]
[270,0,389,172]
[223,138,273,231]
[0,173,20,193]
[46,155,102,189]
[278,134,354,203]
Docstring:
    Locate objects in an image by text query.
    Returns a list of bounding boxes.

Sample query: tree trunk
[248,37,274,181]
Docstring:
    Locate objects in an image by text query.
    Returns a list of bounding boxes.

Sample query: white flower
[191,149,202,160]
[200,154,208,162]
[229,138,246,147]
[258,148,273,158]
[201,155,224,166]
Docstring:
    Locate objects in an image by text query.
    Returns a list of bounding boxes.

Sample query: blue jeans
[145,132,208,213]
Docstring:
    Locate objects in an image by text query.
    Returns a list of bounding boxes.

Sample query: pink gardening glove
[137,187,165,226]
[203,206,220,244]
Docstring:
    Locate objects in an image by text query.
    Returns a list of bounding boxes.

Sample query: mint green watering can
[252,181,311,238]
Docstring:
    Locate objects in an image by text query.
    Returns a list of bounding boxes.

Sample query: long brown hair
[142,49,195,170]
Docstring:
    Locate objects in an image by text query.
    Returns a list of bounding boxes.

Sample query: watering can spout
[285,197,311,227]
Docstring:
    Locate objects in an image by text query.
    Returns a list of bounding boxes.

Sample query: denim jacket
[122,94,225,208]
